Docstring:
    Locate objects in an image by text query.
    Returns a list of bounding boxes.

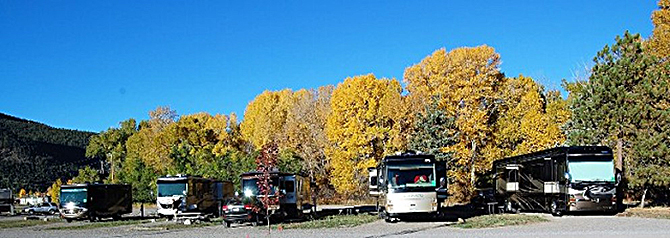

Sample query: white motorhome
[369,152,447,222]
[156,175,233,218]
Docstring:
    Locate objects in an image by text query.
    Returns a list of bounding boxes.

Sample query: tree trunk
[616,138,623,171]
[640,188,648,208]
[141,203,144,217]
[267,207,271,234]
[470,140,476,188]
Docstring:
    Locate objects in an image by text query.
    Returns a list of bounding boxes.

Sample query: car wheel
[66,219,73,223]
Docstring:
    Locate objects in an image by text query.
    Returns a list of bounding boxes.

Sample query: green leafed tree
[86,119,138,183]
[118,156,156,203]
[565,31,670,207]
[408,97,458,163]
[71,166,101,184]
[565,32,646,167]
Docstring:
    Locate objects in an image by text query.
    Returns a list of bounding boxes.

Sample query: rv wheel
[505,201,518,214]
[66,219,72,223]
[550,200,563,217]
[225,221,231,228]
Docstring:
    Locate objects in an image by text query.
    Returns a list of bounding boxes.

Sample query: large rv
[494,146,620,216]
[59,184,132,222]
[0,188,14,215]
[156,175,233,218]
[238,171,314,221]
[368,152,448,222]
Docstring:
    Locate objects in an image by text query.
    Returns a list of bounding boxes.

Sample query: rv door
[368,167,380,196]
[506,166,519,192]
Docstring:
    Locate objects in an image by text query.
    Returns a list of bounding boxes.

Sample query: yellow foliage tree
[126,106,178,175]
[18,188,26,198]
[648,0,670,59]
[405,45,505,201]
[326,74,407,196]
[494,75,570,158]
[280,86,334,188]
[48,179,62,204]
[241,89,295,149]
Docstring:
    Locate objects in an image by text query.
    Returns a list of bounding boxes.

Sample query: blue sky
[0,1,657,132]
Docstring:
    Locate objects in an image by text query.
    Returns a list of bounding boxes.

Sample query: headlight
[244,189,253,197]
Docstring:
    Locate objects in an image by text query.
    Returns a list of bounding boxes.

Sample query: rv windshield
[242,178,278,197]
[387,165,436,189]
[157,182,187,197]
[60,188,87,207]
[568,157,615,182]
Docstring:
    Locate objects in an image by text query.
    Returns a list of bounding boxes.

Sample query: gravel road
[2,214,670,238]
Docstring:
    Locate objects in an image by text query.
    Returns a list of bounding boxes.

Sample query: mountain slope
[0,113,99,191]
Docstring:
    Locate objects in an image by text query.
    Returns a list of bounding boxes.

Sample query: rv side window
[284,181,295,193]
[508,170,518,183]
[370,176,378,186]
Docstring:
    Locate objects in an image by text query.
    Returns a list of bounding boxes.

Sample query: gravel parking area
[2,214,670,238]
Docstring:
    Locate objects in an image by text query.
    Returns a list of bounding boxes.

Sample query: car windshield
[387,165,436,189]
[568,156,615,182]
[157,182,187,197]
[60,188,87,207]
[242,177,278,196]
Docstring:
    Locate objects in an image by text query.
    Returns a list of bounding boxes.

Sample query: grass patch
[454,214,549,229]
[270,215,378,230]
[617,207,670,219]
[0,219,61,229]
[47,219,149,230]
[147,221,216,230]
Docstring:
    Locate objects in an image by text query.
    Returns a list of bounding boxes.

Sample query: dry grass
[0,219,61,229]
[617,207,670,219]
[454,214,549,229]
[270,215,378,229]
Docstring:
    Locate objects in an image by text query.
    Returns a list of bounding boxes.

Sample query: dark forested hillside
[0,113,98,191]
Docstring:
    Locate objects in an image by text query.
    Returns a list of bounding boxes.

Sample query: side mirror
[439,177,447,189]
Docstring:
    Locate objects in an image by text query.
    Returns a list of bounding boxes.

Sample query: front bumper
[387,211,438,219]
[60,208,87,219]
[223,212,253,222]
[569,200,616,212]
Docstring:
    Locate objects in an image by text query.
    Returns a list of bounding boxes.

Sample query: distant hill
[0,112,99,192]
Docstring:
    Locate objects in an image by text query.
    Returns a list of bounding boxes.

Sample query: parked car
[23,202,59,215]
[222,197,260,227]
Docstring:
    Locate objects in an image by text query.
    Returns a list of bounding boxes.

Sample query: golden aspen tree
[648,0,670,59]
[494,75,569,158]
[326,74,406,196]
[405,46,505,202]
[241,89,294,149]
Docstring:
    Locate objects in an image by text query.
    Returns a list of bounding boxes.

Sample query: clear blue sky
[0,1,657,132]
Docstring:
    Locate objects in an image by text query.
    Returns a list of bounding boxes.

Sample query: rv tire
[505,200,518,214]
[550,200,563,217]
